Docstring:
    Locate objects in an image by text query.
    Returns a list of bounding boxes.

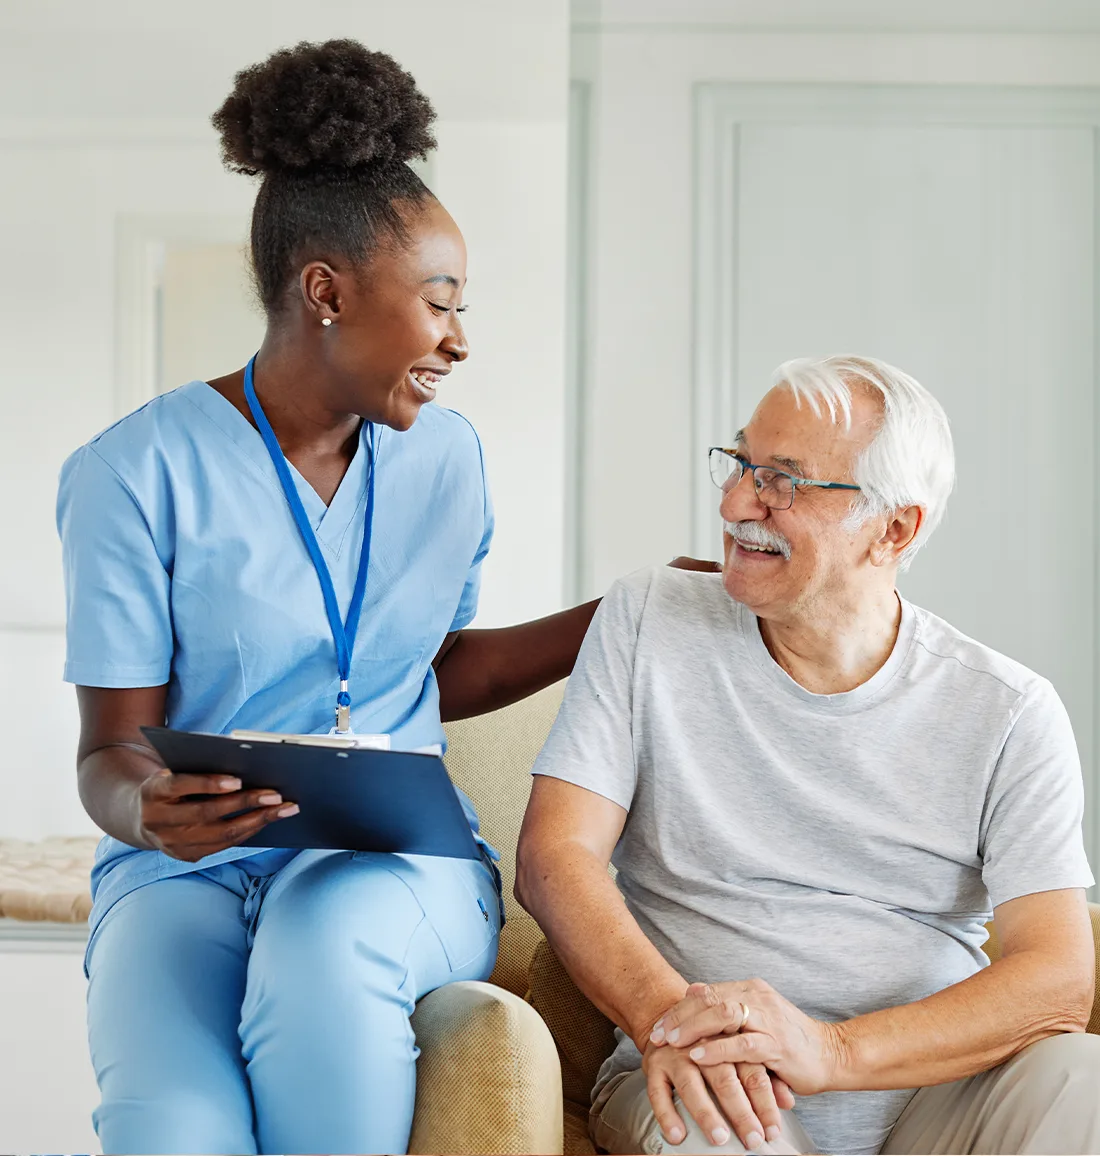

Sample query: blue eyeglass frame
[708,447,862,510]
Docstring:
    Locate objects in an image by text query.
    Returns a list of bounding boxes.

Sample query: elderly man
[516,355,1099,1156]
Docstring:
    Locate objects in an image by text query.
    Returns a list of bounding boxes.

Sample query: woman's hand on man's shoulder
[667,557,721,573]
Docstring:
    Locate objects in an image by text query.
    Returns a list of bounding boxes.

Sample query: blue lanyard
[243,355,376,733]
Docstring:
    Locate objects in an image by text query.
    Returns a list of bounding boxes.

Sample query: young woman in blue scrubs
[56,41,629,1156]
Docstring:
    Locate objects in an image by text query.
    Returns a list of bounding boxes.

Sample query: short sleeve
[57,445,173,687]
[448,433,494,633]
[980,678,1095,908]
[529,573,647,810]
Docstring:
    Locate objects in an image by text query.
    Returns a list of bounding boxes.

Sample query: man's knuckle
[741,1068,771,1092]
[710,1067,739,1093]
[702,984,722,1008]
[731,1107,757,1130]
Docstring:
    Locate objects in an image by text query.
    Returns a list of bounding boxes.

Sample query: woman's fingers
[147,787,292,828]
[645,1065,687,1146]
[154,803,296,861]
[667,556,722,573]
[141,770,299,861]
[143,769,243,800]
[188,788,289,824]
[199,801,297,845]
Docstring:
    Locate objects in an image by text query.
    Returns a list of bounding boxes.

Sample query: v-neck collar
[183,380,371,559]
[287,433,369,556]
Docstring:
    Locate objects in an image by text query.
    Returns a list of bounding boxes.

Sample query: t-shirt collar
[740,594,917,713]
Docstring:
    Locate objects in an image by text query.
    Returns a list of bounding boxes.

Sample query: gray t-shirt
[532,566,1094,1155]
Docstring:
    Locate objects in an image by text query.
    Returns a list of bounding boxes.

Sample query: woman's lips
[408,369,442,402]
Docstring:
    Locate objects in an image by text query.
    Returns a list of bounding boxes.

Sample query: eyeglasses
[708,447,862,511]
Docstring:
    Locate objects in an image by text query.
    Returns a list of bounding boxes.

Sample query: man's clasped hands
[643,979,843,1151]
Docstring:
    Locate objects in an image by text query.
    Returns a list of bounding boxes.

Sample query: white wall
[572,0,1100,880]
[0,0,570,841]
[0,943,99,1153]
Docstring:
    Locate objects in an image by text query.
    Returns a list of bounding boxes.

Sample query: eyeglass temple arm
[797,479,862,492]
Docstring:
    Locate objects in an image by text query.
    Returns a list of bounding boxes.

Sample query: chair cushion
[528,936,617,1110]
[0,837,96,923]
[563,1101,597,1156]
[443,682,566,997]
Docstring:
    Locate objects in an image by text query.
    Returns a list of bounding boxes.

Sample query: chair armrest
[1088,902,1100,1035]
[409,979,564,1155]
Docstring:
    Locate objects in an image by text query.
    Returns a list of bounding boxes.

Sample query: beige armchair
[422,681,1100,1156]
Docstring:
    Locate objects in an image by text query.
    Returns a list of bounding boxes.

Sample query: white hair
[771,355,955,569]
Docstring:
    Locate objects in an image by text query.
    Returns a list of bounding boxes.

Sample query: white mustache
[724,520,793,560]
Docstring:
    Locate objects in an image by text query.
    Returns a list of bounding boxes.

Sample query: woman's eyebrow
[422,274,462,288]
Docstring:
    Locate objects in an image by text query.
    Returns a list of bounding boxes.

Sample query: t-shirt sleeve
[57,445,173,687]
[980,678,1095,908]
[448,429,494,633]
[529,573,647,810]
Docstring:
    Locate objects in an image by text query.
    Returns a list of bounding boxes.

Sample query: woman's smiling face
[307,197,470,431]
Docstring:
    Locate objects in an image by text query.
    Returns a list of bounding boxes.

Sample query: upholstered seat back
[443,680,566,997]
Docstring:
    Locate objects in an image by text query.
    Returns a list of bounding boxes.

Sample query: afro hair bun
[212,39,436,178]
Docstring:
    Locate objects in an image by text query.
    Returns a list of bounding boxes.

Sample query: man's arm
[515,774,688,1048]
[517,775,796,1150]
[831,887,1094,1089]
[658,888,1094,1094]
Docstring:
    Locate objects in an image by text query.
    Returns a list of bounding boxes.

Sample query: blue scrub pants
[85,847,501,1155]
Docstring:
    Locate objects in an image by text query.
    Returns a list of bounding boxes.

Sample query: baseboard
[0,919,89,953]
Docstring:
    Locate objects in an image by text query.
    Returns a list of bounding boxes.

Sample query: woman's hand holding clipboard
[141,727,480,861]
[135,763,300,863]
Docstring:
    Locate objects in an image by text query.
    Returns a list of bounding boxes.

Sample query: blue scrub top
[57,380,494,935]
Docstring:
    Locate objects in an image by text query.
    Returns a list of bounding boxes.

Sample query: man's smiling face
[720,385,884,622]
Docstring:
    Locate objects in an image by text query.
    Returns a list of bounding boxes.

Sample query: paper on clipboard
[229,729,444,758]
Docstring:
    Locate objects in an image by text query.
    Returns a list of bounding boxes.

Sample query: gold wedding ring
[736,1001,751,1032]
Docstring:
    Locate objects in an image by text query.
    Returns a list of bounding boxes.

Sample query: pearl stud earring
[321,318,333,327]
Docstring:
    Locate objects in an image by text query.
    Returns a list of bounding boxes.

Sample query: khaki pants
[591,1034,1100,1155]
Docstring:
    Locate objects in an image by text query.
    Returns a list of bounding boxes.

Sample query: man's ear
[299,261,342,324]
[870,505,923,567]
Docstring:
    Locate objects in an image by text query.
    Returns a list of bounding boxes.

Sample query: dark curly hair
[212,39,437,315]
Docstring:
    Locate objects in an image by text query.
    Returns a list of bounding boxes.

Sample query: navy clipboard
[140,727,481,860]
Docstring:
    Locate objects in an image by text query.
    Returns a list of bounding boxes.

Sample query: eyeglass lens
[709,450,794,510]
